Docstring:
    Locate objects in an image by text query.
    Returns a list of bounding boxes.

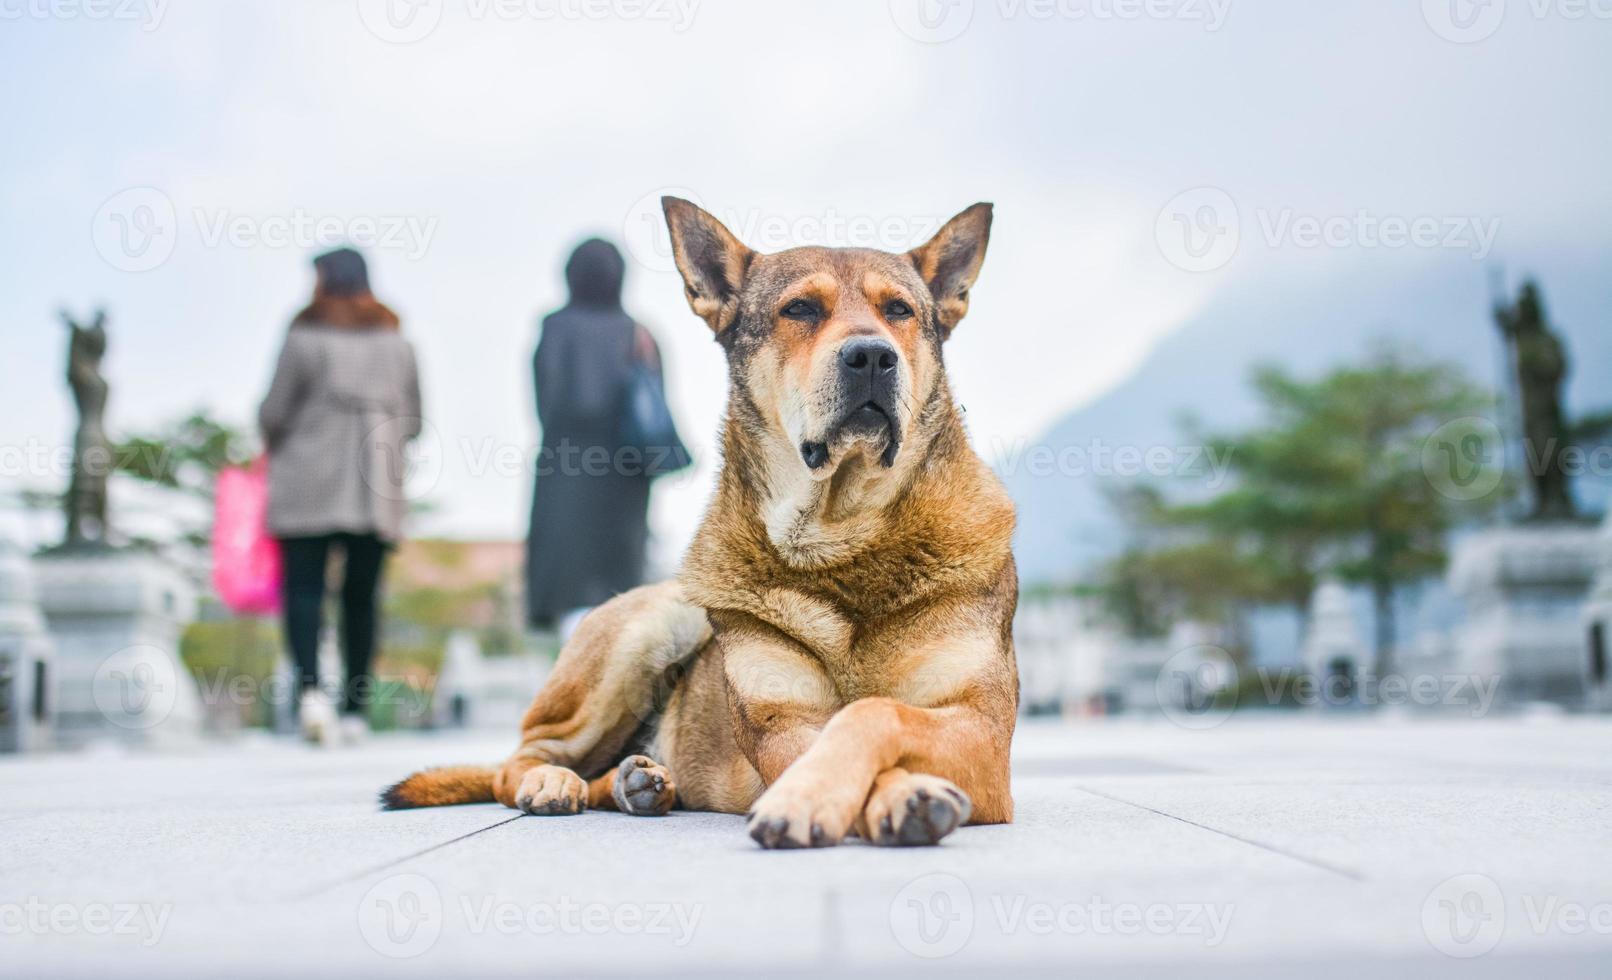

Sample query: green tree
[113,409,255,549]
[1104,346,1501,678]
[1275,350,1496,675]
[116,410,253,496]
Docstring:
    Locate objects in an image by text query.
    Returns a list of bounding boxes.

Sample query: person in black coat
[525,238,663,630]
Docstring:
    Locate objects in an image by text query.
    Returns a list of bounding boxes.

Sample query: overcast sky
[2,0,1608,563]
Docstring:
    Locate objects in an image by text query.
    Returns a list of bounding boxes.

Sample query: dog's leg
[488,583,710,816]
[510,764,587,816]
[745,696,1012,849]
[715,620,843,845]
[586,755,677,816]
[857,768,973,846]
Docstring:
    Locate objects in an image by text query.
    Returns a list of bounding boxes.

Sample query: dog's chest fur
[681,427,1016,688]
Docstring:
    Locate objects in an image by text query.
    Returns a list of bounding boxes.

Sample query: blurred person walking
[259,247,422,744]
[526,238,684,637]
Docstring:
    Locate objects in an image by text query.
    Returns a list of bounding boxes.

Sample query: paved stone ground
[3,714,1611,978]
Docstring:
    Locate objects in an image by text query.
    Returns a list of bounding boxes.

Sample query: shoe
[298,690,338,746]
[340,713,371,744]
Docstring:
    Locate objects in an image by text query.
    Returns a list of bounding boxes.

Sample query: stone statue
[59,308,111,548]
[1494,280,1576,521]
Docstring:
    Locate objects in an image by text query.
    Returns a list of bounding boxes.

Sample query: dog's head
[662,198,991,479]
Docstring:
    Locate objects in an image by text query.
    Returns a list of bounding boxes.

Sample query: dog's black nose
[839,338,898,380]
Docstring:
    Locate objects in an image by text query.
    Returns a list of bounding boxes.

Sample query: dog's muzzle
[799,338,902,471]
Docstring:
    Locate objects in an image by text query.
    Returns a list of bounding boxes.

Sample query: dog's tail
[380,765,498,810]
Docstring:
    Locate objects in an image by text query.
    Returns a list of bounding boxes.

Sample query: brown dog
[383,198,1018,848]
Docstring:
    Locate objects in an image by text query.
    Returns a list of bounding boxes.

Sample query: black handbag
[617,325,692,478]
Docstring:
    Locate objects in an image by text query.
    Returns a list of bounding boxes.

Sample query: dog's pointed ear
[908,203,992,337]
[662,197,754,334]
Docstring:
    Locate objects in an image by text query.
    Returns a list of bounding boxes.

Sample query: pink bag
[212,458,282,615]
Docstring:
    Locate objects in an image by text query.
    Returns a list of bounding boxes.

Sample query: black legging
[279,533,387,716]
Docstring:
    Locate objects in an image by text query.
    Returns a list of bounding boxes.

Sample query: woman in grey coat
[259,247,421,742]
[525,239,662,631]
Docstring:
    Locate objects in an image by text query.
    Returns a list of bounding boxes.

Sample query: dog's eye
[781,300,820,321]
[884,300,914,320]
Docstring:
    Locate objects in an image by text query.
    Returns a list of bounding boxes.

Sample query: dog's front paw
[612,755,676,816]
[514,764,586,816]
[746,772,862,849]
[861,771,971,846]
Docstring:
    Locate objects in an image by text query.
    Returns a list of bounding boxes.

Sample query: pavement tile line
[282,813,526,901]
[819,887,842,969]
[1075,786,1366,882]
